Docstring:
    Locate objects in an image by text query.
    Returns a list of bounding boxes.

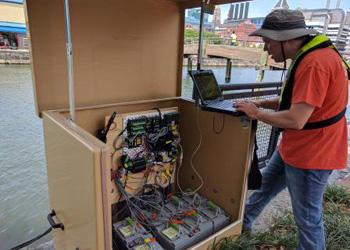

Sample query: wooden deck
[184,44,286,69]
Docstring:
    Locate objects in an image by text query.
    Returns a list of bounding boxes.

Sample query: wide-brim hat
[249,9,318,41]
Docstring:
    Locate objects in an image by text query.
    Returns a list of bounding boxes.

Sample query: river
[0,65,50,249]
[0,64,346,249]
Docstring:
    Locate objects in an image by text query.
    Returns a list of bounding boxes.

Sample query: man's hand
[233,99,315,129]
[234,98,279,110]
[234,100,260,119]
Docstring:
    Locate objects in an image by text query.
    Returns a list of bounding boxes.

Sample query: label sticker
[119,225,133,238]
[134,244,150,250]
[162,227,178,240]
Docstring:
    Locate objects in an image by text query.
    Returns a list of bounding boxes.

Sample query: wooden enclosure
[25,0,253,249]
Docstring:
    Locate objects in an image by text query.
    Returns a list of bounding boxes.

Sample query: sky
[219,0,350,21]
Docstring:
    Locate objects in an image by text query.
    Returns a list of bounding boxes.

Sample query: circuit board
[106,107,180,201]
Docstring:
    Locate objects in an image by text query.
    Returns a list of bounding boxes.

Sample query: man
[235,9,348,250]
[230,31,237,46]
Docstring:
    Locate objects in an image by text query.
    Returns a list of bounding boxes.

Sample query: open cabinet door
[42,111,110,250]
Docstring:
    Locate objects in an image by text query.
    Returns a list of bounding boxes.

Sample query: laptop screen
[190,70,223,102]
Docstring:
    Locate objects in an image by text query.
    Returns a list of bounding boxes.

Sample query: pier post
[225,58,232,83]
[187,56,193,72]
[256,69,265,82]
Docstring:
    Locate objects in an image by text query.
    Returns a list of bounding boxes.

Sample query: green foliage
[323,187,350,250]
[184,29,199,42]
[214,184,350,250]
[212,233,260,250]
[184,29,223,44]
[212,211,298,250]
[268,211,298,249]
[324,184,350,206]
[323,202,350,250]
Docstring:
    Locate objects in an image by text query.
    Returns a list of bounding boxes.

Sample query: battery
[181,194,231,233]
[181,209,212,243]
[113,217,164,250]
[127,234,164,250]
[154,223,194,250]
[152,195,214,249]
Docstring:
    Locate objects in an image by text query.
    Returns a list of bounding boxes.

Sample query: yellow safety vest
[278,35,349,130]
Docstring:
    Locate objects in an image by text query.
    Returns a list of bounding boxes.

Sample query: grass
[323,185,350,249]
[214,184,350,250]
[324,184,350,206]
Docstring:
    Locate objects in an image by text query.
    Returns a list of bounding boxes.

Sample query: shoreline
[0,50,261,68]
[0,49,30,64]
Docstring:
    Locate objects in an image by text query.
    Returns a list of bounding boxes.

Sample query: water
[0,65,50,250]
[0,65,348,250]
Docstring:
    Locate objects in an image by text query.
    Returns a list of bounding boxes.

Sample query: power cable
[176,106,204,195]
[9,227,52,250]
[9,210,64,250]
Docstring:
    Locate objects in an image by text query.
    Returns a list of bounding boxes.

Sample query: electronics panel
[106,107,180,200]
[104,108,231,250]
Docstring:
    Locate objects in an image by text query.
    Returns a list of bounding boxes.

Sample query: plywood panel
[179,101,252,220]
[26,0,181,115]
[43,111,110,250]
[60,98,180,136]
[25,0,67,115]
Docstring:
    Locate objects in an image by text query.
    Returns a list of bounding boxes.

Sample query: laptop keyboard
[217,100,233,108]
[208,100,233,109]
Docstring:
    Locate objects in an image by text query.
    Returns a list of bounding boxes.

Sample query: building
[234,21,262,45]
[0,0,27,48]
[223,1,250,27]
[299,1,350,59]
[242,0,288,29]
[250,17,265,29]
[186,8,209,25]
[213,6,222,28]
[0,0,27,49]
[272,0,290,10]
[344,13,350,60]
[302,8,350,56]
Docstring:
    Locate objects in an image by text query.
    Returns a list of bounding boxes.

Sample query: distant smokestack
[336,0,341,8]
[326,0,331,9]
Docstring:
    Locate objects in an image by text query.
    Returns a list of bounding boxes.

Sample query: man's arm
[253,97,280,110]
[235,101,315,130]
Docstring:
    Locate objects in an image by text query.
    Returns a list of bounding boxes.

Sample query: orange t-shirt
[279,47,348,170]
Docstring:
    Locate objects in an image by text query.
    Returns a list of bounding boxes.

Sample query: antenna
[63,0,76,122]
[197,0,207,71]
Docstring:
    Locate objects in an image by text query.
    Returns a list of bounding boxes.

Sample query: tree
[184,28,223,44]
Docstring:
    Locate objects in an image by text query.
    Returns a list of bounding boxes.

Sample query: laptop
[189,70,242,116]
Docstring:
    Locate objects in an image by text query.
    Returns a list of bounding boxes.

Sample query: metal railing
[185,56,235,82]
[220,81,283,168]
[184,38,263,46]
